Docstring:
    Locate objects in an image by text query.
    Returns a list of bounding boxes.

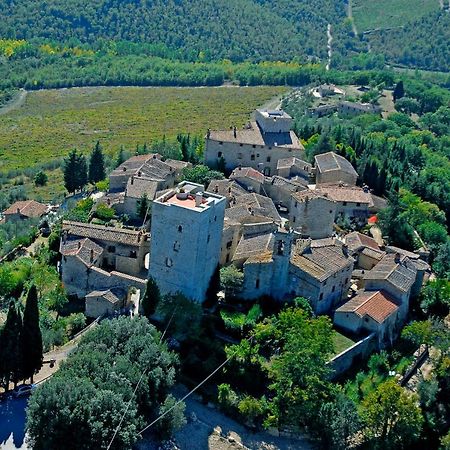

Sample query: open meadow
[0,85,286,173]
[352,0,439,31]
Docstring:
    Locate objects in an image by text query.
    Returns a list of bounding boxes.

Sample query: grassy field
[332,331,356,357]
[0,86,286,174]
[352,0,439,31]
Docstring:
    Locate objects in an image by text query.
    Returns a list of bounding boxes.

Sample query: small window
[240,143,243,147]
[345,278,349,284]
[295,201,298,208]
[319,293,324,300]
[226,253,230,263]
[214,216,217,221]
[255,279,260,289]
[252,145,256,148]
[108,246,116,253]
[219,142,223,145]
[207,234,210,243]
[332,286,335,292]
[130,250,137,258]
[217,151,222,158]
[356,202,361,207]
[166,257,173,267]
[178,225,183,233]
[343,201,347,206]
[226,241,233,249]
[256,153,260,158]
[324,280,327,286]
[268,146,272,150]
[266,156,271,163]
[251,155,255,161]
[330,210,333,214]
[173,241,180,252]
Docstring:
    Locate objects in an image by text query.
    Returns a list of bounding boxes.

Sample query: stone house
[362,253,418,322]
[207,179,247,207]
[229,193,282,224]
[334,290,400,348]
[263,176,307,210]
[314,184,374,221]
[205,109,305,176]
[229,166,265,193]
[289,239,354,315]
[338,101,382,117]
[3,200,48,222]
[276,157,312,180]
[314,152,358,186]
[344,231,385,270]
[60,221,150,298]
[289,190,336,239]
[85,288,127,318]
[149,181,226,302]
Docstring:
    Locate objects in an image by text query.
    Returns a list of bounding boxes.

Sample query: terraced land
[0,86,286,174]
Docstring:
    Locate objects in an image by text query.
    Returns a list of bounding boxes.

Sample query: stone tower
[270,229,296,300]
[149,181,226,302]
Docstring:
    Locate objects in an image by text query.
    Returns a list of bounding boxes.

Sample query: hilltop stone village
[26,108,430,358]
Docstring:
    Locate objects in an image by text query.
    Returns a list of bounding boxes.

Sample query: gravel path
[0,89,27,116]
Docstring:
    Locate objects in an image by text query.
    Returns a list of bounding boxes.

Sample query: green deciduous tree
[182,164,224,187]
[420,279,450,317]
[34,170,48,187]
[137,193,149,220]
[220,265,244,298]
[88,141,106,184]
[362,379,423,449]
[26,316,183,450]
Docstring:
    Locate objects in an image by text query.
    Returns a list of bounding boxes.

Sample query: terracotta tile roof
[336,290,399,324]
[3,200,48,218]
[290,239,354,282]
[315,152,358,178]
[110,154,160,177]
[86,288,126,304]
[363,254,417,293]
[266,175,308,190]
[315,184,372,204]
[60,237,104,266]
[233,233,274,262]
[62,221,148,247]
[345,232,382,253]
[208,121,303,150]
[125,176,159,199]
[233,193,281,223]
[207,179,247,199]
[230,167,265,183]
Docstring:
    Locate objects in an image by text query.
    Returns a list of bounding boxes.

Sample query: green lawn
[332,330,356,357]
[352,0,439,31]
[0,86,286,174]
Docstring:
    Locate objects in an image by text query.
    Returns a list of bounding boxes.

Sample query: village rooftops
[363,253,417,293]
[207,121,303,150]
[62,221,149,247]
[125,176,159,200]
[345,232,382,253]
[276,157,312,171]
[233,232,274,264]
[230,167,265,183]
[60,237,104,266]
[3,200,48,218]
[290,239,354,282]
[315,152,358,178]
[207,179,247,200]
[232,193,281,223]
[336,290,399,324]
[86,288,126,305]
[155,181,225,212]
[110,154,160,177]
[291,189,335,204]
[314,184,373,205]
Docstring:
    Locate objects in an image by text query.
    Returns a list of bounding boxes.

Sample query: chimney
[131,176,134,185]
[195,192,203,207]
[138,231,142,243]
[17,208,21,214]
[363,184,369,193]
[77,241,81,249]
[90,249,94,263]
[394,252,401,264]
[227,186,232,194]
[214,184,219,193]
[233,126,237,138]
[206,128,211,139]
[342,243,349,257]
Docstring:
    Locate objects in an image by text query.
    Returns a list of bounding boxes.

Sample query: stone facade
[315,152,358,186]
[85,288,127,318]
[289,191,336,239]
[205,109,304,175]
[149,181,226,302]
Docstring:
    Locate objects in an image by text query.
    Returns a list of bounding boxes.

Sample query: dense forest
[0,0,448,73]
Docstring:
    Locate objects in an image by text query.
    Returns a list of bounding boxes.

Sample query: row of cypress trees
[0,285,43,390]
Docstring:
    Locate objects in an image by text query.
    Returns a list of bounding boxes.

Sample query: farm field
[0,86,286,175]
[352,0,439,31]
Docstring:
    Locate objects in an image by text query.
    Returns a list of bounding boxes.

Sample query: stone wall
[316,170,357,186]
[328,333,377,378]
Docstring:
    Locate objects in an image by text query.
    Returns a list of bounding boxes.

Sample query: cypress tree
[88,141,106,184]
[21,285,43,383]
[141,277,161,317]
[64,150,88,193]
[393,81,404,102]
[116,146,126,168]
[1,302,23,389]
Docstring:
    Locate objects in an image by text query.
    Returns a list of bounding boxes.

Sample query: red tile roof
[3,200,48,218]
[337,290,398,324]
